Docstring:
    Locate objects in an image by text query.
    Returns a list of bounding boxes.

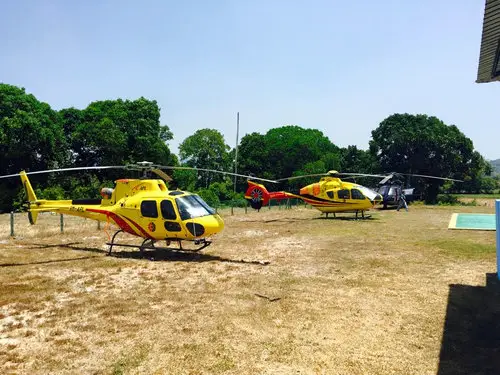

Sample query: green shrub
[410,200,425,206]
[197,188,220,207]
[437,194,478,206]
[40,186,66,200]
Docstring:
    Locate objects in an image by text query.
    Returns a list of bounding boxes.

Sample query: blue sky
[1,0,499,160]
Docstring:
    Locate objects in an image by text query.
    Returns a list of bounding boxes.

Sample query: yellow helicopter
[1,162,275,254]
[245,170,384,218]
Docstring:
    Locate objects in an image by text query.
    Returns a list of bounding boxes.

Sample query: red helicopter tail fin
[245,180,271,210]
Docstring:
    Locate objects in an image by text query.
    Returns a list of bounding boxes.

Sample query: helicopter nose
[185,214,224,238]
[371,194,383,205]
[205,214,224,236]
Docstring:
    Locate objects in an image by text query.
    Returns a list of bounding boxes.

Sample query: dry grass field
[0,204,499,375]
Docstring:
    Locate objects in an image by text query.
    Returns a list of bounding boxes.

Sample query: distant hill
[490,159,500,175]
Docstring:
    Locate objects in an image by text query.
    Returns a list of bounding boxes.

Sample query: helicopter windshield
[354,185,381,201]
[175,195,215,220]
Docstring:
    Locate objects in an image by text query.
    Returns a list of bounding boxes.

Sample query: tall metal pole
[234,112,240,193]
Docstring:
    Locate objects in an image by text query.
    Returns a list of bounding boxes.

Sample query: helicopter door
[160,199,186,237]
[140,200,162,236]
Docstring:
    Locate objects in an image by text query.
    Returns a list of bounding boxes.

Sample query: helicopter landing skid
[355,211,371,219]
[324,211,371,220]
[106,230,212,256]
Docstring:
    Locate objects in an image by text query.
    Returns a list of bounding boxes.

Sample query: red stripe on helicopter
[86,209,153,239]
[299,196,357,207]
[301,198,343,206]
[121,215,153,239]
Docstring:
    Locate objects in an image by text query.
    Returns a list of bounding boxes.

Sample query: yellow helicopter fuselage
[20,172,224,241]
[297,177,382,213]
[245,175,383,214]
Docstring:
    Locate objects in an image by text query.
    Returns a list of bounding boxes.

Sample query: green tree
[208,181,234,202]
[236,132,271,178]
[58,97,177,193]
[457,151,495,194]
[369,113,486,202]
[237,126,341,185]
[197,188,220,207]
[62,97,175,168]
[0,84,67,211]
[178,129,231,188]
[171,169,197,191]
[338,145,380,187]
[339,145,379,173]
[264,125,340,179]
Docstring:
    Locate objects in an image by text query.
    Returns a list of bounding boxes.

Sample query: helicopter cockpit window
[141,200,158,218]
[326,191,334,199]
[356,185,382,201]
[176,195,215,221]
[351,189,365,200]
[378,185,389,195]
[160,200,177,220]
[338,189,350,199]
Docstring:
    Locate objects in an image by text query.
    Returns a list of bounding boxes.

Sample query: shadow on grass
[261,217,316,223]
[375,206,399,211]
[313,215,379,221]
[14,242,269,266]
[437,273,500,375]
[110,249,269,265]
[0,255,100,267]
[0,242,103,267]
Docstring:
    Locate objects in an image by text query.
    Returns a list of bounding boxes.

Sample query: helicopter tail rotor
[245,180,271,210]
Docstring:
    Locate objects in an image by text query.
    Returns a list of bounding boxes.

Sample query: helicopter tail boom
[245,181,297,210]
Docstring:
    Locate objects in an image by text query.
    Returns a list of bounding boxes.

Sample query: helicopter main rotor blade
[274,173,327,182]
[0,166,127,179]
[0,162,277,184]
[339,172,387,178]
[275,172,386,182]
[401,173,463,182]
[153,165,278,184]
[151,169,173,182]
[378,174,394,185]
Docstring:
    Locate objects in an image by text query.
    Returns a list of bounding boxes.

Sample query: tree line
[0,83,496,212]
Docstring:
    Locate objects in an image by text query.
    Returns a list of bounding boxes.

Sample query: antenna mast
[233,112,240,193]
